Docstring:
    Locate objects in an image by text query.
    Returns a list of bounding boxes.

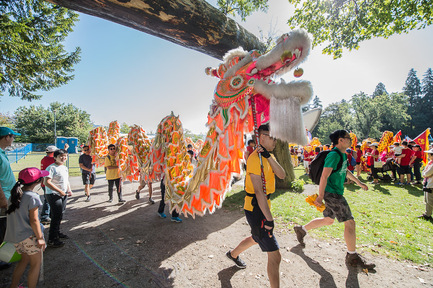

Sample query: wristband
[260,145,271,158]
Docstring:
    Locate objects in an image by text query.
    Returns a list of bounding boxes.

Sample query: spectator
[366,143,380,184]
[396,141,413,185]
[0,127,20,270]
[418,148,433,221]
[40,145,57,224]
[303,146,314,175]
[44,149,72,248]
[392,142,402,166]
[410,144,423,185]
[5,167,48,288]
[79,145,96,202]
[354,144,363,177]
[245,139,255,162]
[105,144,125,203]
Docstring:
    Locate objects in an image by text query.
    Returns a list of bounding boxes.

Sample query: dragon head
[207,29,313,145]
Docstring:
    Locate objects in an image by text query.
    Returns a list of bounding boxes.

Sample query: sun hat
[46,145,58,152]
[18,167,49,184]
[0,127,20,137]
[369,143,379,147]
[424,148,433,154]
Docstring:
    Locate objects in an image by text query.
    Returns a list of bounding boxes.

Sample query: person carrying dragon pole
[226,123,285,288]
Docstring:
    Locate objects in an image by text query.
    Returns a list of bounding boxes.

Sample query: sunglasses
[109,148,116,150]
[83,149,89,151]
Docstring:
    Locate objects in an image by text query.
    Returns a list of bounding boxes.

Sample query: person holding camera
[418,149,433,221]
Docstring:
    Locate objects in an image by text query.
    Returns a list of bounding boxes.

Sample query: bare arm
[346,170,368,190]
[0,183,7,209]
[79,163,92,172]
[315,167,332,206]
[256,146,286,179]
[29,207,45,250]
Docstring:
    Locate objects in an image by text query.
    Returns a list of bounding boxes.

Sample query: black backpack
[309,149,344,185]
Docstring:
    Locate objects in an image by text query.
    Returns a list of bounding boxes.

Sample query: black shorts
[398,165,411,174]
[356,161,361,165]
[82,173,95,185]
[323,192,354,222]
[245,209,279,252]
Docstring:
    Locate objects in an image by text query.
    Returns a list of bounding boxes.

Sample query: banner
[414,128,431,164]
[393,130,401,143]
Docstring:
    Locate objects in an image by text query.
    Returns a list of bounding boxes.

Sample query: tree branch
[45,0,266,60]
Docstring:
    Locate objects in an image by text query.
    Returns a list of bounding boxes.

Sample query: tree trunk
[46,0,266,60]
[273,139,295,189]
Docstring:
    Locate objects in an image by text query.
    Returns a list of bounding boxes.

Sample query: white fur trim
[253,80,313,106]
[270,97,308,145]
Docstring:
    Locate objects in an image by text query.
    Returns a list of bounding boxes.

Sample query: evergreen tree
[0,0,81,100]
[311,95,323,109]
[418,68,433,131]
[372,82,388,97]
[402,69,421,135]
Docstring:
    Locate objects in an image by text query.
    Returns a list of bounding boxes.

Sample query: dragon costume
[144,29,314,217]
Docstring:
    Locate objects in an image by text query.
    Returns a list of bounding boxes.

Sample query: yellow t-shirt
[244,150,275,212]
[104,155,120,180]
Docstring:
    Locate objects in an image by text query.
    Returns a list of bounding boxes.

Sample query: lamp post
[53,109,57,145]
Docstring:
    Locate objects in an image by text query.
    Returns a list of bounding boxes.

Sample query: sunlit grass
[10,152,105,177]
[224,166,432,265]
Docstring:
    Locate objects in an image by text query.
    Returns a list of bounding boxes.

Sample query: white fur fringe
[270,97,308,145]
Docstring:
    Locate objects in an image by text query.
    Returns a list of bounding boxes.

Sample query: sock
[301,226,307,233]
[347,250,356,254]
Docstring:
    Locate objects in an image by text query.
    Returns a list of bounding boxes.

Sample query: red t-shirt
[368,149,379,166]
[414,150,423,160]
[400,148,413,166]
[356,150,362,162]
[41,155,55,187]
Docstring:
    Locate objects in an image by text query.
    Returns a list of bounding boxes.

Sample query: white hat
[46,145,58,152]
[369,143,379,147]
[424,149,433,154]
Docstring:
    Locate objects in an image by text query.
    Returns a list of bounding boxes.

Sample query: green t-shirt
[324,148,347,195]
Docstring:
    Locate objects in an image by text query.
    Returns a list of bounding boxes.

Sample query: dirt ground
[1,176,432,288]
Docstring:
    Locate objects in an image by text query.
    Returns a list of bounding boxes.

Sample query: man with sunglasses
[294,130,375,270]
[105,144,125,203]
[79,145,96,202]
[226,124,286,288]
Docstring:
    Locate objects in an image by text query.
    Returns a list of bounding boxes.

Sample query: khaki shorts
[14,236,42,255]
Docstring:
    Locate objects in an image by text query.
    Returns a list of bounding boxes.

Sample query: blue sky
[1,0,433,135]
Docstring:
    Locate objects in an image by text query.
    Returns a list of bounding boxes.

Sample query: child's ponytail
[6,180,24,214]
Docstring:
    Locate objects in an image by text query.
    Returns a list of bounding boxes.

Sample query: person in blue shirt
[0,127,20,270]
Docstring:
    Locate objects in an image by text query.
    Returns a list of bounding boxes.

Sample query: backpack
[309,149,344,185]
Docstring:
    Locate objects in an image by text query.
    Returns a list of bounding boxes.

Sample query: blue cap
[0,127,21,137]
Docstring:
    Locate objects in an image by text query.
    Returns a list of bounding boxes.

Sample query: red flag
[393,130,401,143]
[414,128,431,164]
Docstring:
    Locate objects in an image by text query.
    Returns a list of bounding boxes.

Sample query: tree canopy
[14,102,93,143]
[0,0,81,100]
[286,0,433,58]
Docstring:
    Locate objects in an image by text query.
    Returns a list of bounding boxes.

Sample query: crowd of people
[1,125,432,288]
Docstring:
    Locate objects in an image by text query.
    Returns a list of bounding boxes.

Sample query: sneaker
[58,232,69,239]
[158,212,167,219]
[41,218,51,225]
[85,196,91,202]
[417,214,433,221]
[118,199,126,203]
[108,198,113,203]
[294,225,306,246]
[148,197,155,204]
[135,190,140,200]
[226,250,246,269]
[171,216,182,223]
[345,252,375,269]
[47,239,64,248]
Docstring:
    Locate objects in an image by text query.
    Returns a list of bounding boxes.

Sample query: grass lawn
[10,152,105,177]
[224,166,432,266]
